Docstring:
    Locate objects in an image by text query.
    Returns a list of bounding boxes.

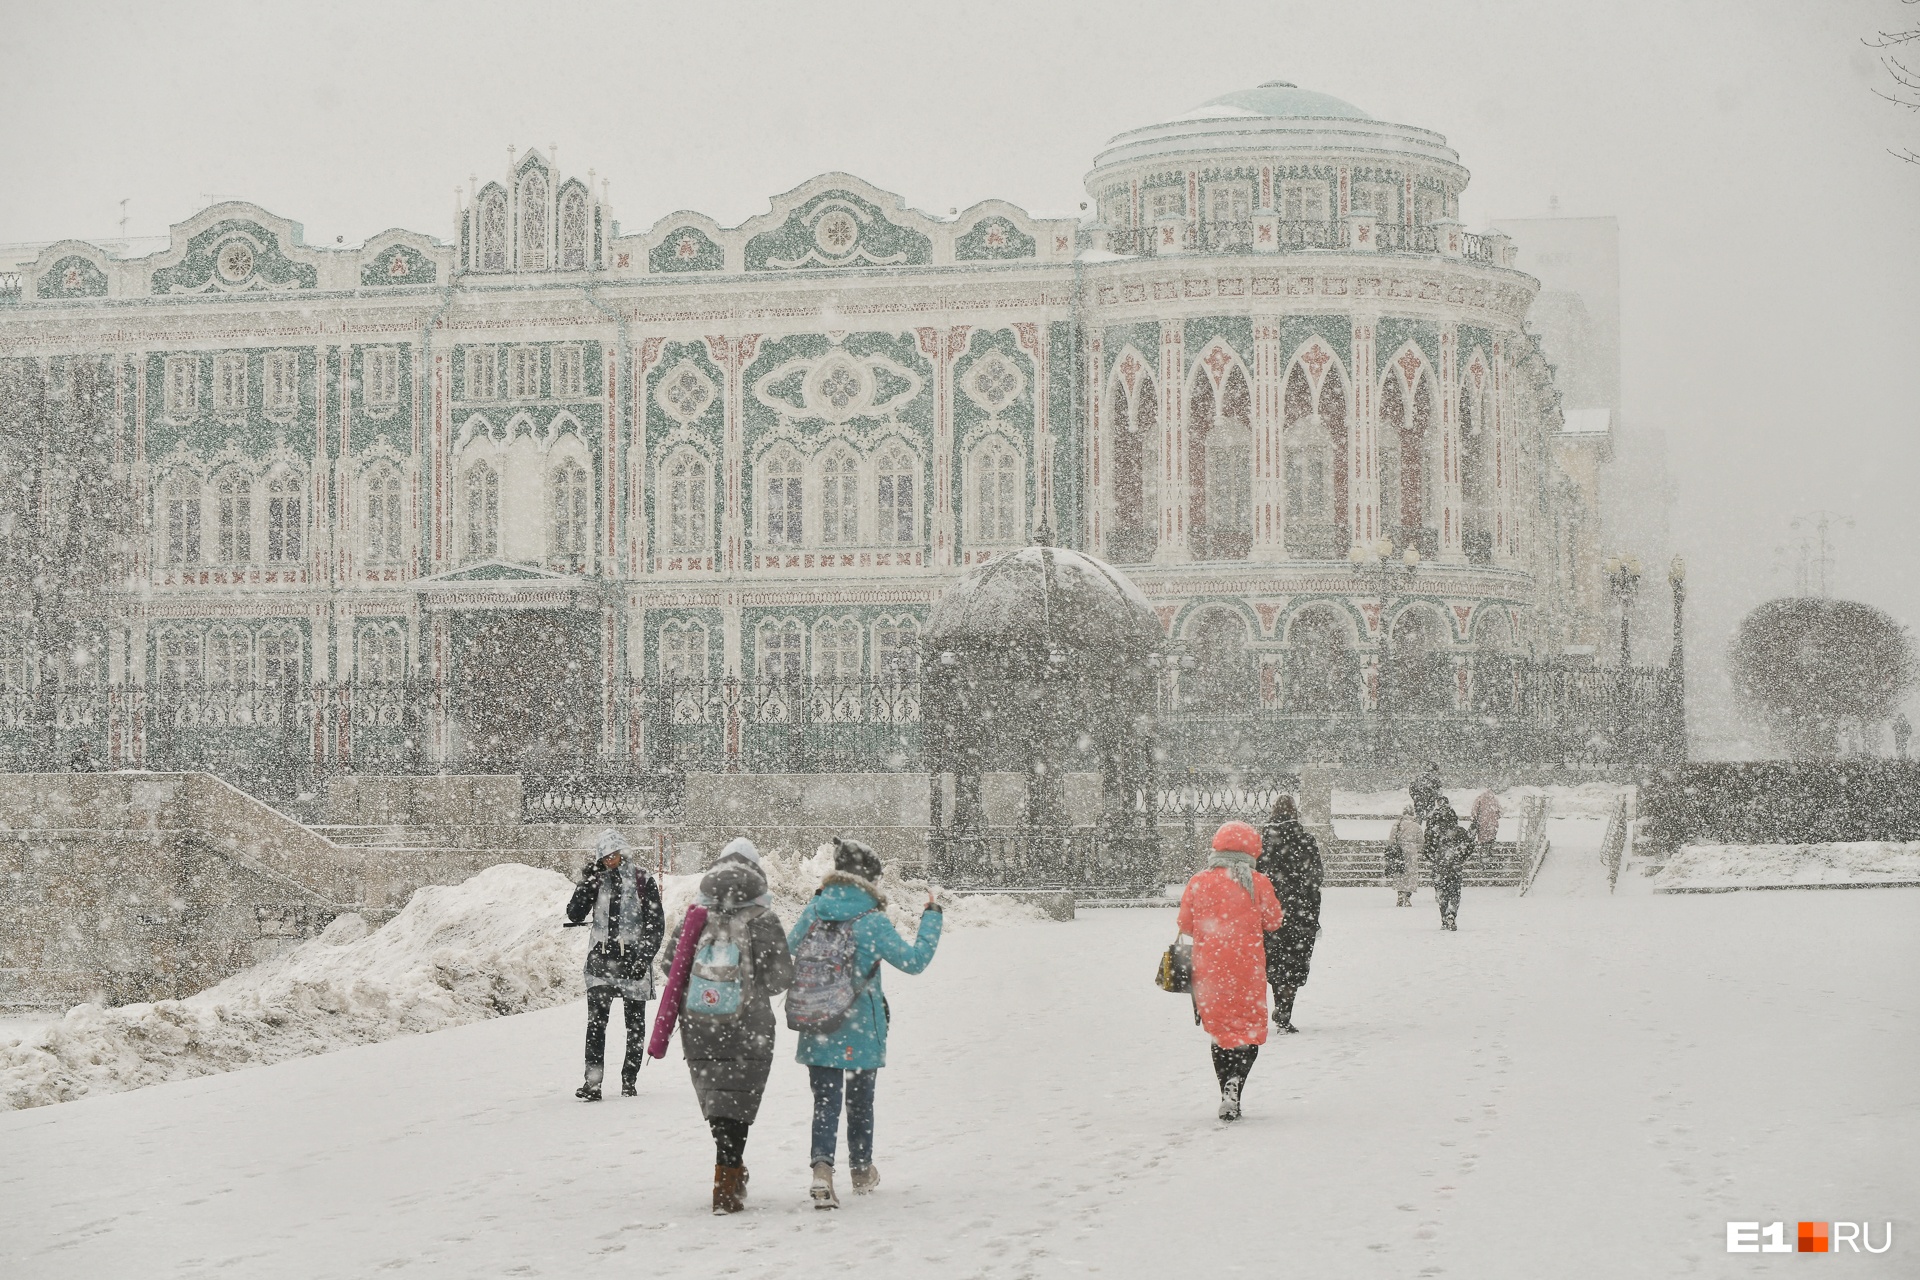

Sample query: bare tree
[1730,597,1917,759]
[1868,0,1920,163]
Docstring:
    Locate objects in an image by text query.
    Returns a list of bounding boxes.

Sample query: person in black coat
[565,829,666,1100]
[1256,794,1324,1032]
[1420,802,1474,931]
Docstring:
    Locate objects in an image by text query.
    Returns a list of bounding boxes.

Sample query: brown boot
[712,1165,746,1215]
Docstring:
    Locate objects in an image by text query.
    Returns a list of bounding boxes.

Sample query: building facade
[0,81,1610,774]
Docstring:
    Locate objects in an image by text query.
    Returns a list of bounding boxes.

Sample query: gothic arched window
[365,465,404,565]
[206,626,250,688]
[558,184,589,270]
[215,469,252,564]
[162,470,201,566]
[358,626,405,684]
[519,170,549,269]
[1194,363,1252,560]
[763,451,803,549]
[875,444,916,546]
[813,618,861,680]
[973,444,1021,544]
[659,621,709,682]
[757,618,804,681]
[477,187,508,272]
[259,626,302,689]
[267,471,303,564]
[664,452,710,553]
[550,458,591,571]
[463,461,499,561]
[821,449,859,547]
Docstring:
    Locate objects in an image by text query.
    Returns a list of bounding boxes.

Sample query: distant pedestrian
[787,837,942,1209]
[1177,821,1286,1121]
[1470,789,1503,853]
[664,838,794,1215]
[1410,762,1444,823]
[1387,805,1425,907]
[1421,804,1474,931]
[1256,796,1322,1033]
[565,829,665,1100]
[1895,713,1912,761]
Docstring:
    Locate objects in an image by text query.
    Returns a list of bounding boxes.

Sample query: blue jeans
[808,1066,876,1168]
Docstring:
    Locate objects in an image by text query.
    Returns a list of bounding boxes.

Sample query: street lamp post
[1603,554,1643,758]
[1603,554,1642,667]
[1350,538,1421,757]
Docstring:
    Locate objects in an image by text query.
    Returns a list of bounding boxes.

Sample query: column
[1086,331,1105,555]
[1438,326,1464,562]
[1249,320,1285,561]
[1154,323,1189,562]
[1349,318,1378,547]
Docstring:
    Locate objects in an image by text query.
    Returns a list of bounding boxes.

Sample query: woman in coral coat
[1177,821,1286,1121]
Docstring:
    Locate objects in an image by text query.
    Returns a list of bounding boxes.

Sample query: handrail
[1600,792,1630,892]
[1517,794,1553,895]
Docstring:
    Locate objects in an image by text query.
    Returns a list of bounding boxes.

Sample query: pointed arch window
[162,470,201,566]
[365,465,404,565]
[550,458,591,571]
[259,627,303,690]
[814,619,861,680]
[874,617,919,681]
[973,444,1021,544]
[875,444,916,546]
[763,451,803,549]
[559,185,590,270]
[478,187,508,272]
[659,621,709,682]
[267,471,304,564]
[215,469,253,564]
[757,619,805,681]
[1284,361,1349,558]
[463,461,500,561]
[821,449,859,547]
[664,452,710,553]
[1190,362,1251,561]
[358,626,405,684]
[1110,374,1158,563]
[158,630,201,689]
[206,627,251,688]
[519,170,549,269]
[1459,378,1494,564]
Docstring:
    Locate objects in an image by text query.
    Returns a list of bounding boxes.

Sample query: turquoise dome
[1184,81,1373,122]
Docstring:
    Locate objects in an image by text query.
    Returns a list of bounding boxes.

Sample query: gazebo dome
[923,543,1164,663]
[1169,80,1374,123]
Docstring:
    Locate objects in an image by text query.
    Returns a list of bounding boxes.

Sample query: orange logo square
[1798,1222,1829,1253]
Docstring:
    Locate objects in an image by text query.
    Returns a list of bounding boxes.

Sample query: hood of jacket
[811,874,885,919]
[699,860,769,911]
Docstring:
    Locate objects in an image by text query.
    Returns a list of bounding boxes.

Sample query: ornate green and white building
[0,81,1611,771]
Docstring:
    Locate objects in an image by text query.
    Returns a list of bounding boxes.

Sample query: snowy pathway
[1526,816,1615,896]
[2,888,1915,1277]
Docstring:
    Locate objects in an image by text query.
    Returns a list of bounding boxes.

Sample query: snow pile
[1654,841,1920,892]
[0,864,585,1112]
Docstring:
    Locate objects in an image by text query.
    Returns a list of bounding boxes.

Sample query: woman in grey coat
[1387,806,1425,907]
[664,839,794,1215]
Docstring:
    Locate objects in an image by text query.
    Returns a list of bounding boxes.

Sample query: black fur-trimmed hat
[832,836,882,883]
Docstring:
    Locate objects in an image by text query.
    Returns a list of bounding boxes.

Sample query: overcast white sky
[3,0,1916,739]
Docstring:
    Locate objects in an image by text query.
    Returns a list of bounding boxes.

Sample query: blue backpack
[683,912,756,1021]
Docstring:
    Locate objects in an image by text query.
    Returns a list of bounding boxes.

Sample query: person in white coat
[1387,806,1424,907]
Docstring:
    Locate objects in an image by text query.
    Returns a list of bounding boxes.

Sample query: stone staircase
[309,824,443,849]
[1321,838,1526,887]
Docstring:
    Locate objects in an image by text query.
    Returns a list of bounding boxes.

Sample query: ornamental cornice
[1122,561,1534,601]
[1081,256,1535,328]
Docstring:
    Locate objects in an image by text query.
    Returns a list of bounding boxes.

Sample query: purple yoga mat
[647,903,708,1059]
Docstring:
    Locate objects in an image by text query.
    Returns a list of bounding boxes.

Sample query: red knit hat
[1211,821,1262,857]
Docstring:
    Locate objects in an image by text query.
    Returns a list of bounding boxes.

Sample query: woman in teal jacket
[788,837,942,1209]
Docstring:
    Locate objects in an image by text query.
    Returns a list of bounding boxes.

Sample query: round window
[216,240,255,282]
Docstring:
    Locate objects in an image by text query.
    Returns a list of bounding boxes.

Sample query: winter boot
[1396,890,1411,908]
[575,1063,605,1102]
[810,1162,839,1210]
[712,1165,746,1215]
[620,1073,638,1098]
[1218,1077,1244,1122]
[1272,986,1299,1033]
[850,1164,881,1195]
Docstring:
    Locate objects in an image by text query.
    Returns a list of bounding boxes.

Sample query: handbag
[1155,934,1193,994]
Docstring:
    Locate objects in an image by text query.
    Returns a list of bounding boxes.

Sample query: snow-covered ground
[2,886,1913,1277]
[1655,841,1920,891]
